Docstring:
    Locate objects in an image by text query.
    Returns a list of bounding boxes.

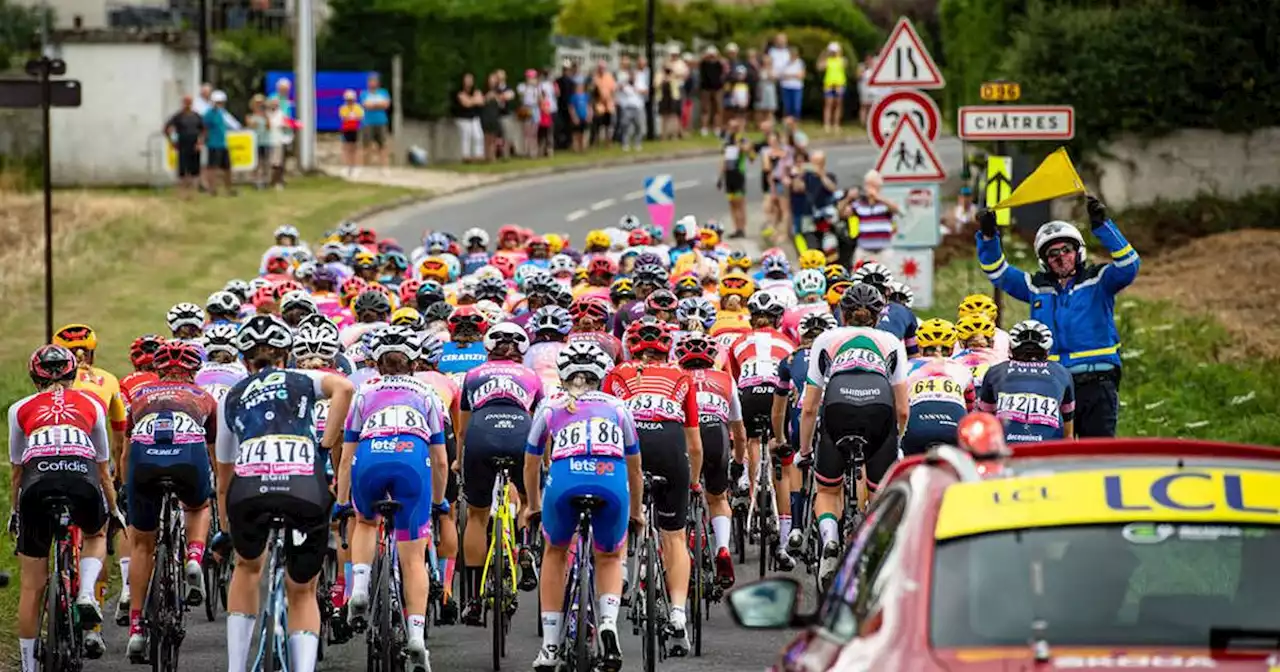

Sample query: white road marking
[623,190,645,201]
[590,198,616,211]
[674,179,701,190]
[565,209,589,222]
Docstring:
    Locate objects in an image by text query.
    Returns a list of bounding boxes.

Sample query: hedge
[1108,188,1280,258]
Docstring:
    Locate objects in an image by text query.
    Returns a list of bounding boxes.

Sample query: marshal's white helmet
[1034,220,1087,271]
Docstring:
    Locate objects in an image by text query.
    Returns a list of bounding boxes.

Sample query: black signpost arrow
[0,58,82,342]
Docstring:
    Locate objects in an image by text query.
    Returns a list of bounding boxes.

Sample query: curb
[345,136,865,224]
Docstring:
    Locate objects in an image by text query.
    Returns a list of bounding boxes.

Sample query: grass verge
[0,177,416,663]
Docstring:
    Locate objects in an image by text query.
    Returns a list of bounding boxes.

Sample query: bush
[1109,188,1280,258]
[214,29,293,115]
[0,0,50,70]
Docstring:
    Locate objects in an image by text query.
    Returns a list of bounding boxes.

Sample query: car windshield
[931,523,1280,647]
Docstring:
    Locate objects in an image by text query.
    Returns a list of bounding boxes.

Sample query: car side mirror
[726,577,812,630]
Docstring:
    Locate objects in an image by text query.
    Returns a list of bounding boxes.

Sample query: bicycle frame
[249,520,291,672]
[140,488,187,670]
[367,513,406,672]
[480,473,519,613]
[560,507,598,671]
[39,501,84,672]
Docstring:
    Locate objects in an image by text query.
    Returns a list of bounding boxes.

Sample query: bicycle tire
[149,529,169,672]
[691,505,705,657]
[491,522,506,672]
[732,510,746,565]
[642,533,658,672]
[757,485,771,580]
[573,532,591,672]
[204,509,221,622]
[365,551,382,672]
[379,549,396,672]
[42,543,62,672]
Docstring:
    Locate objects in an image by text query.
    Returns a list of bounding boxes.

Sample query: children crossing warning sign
[873,116,946,183]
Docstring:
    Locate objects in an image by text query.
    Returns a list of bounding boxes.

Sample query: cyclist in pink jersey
[951,312,1006,389]
[780,269,831,342]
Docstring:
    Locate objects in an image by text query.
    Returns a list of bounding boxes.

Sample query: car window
[818,489,908,641]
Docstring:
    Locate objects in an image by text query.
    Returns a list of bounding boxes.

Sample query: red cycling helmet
[490,255,516,279]
[625,317,674,356]
[675,332,718,367]
[628,229,652,247]
[570,297,612,323]
[252,285,277,308]
[378,237,401,254]
[153,341,203,374]
[398,278,423,306]
[447,240,462,257]
[266,255,290,274]
[29,344,78,383]
[497,225,521,244]
[129,334,167,369]
[356,228,378,245]
[272,279,304,300]
[447,305,490,335]
[587,256,617,278]
[645,289,678,314]
[526,235,548,252]
[341,276,368,297]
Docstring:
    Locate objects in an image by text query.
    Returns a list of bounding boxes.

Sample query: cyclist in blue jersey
[977,319,1076,443]
[205,290,244,329]
[339,326,448,672]
[438,306,489,387]
[524,342,642,672]
[212,315,354,672]
[853,262,919,357]
[460,228,491,276]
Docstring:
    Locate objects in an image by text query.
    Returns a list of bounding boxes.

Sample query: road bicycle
[129,477,188,672]
[479,455,521,671]
[626,473,672,672]
[795,433,867,593]
[746,428,782,580]
[341,499,411,672]
[32,497,86,672]
[553,495,611,672]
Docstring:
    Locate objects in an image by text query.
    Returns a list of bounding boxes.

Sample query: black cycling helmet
[424,301,454,323]
[415,281,446,311]
[353,289,392,316]
[839,283,887,314]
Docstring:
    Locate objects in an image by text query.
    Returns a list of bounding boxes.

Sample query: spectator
[755,55,778,128]
[861,54,890,117]
[817,42,849,133]
[494,70,515,157]
[555,61,577,151]
[338,89,364,176]
[841,169,900,267]
[589,60,616,147]
[681,52,698,133]
[163,94,204,198]
[635,55,651,134]
[202,90,234,196]
[613,55,634,145]
[360,73,392,173]
[698,45,725,136]
[975,198,1139,438]
[946,186,978,236]
[569,80,590,152]
[726,64,751,127]
[192,82,214,116]
[538,68,558,156]
[517,69,541,158]
[762,129,793,242]
[719,117,753,238]
[767,33,792,121]
[616,75,645,152]
[265,97,288,189]
[779,46,805,119]
[481,72,505,162]
[857,53,875,127]
[657,65,681,140]
[246,94,270,188]
[268,78,295,176]
[453,73,485,163]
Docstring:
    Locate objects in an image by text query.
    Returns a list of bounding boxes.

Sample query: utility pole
[295,0,316,171]
[644,0,656,141]
[198,0,210,82]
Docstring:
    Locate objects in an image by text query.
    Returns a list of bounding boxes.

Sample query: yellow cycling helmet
[956,313,996,341]
[824,263,849,283]
[574,267,589,285]
[352,251,379,270]
[419,256,450,283]
[825,280,853,306]
[53,323,98,351]
[545,233,565,255]
[391,306,423,328]
[585,230,611,251]
[718,272,755,299]
[799,250,827,271]
[725,250,751,272]
[699,228,721,248]
[958,293,998,321]
[917,318,958,351]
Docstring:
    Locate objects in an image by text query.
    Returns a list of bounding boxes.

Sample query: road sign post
[867,17,945,90]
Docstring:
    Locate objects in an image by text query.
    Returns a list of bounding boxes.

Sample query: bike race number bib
[131,411,206,444]
[996,392,1061,428]
[204,384,232,405]
[910,377,965,406]
[24,424,96,462]
[360,404,430,440]
[627,393,683,423]
[234,434,316,477]
[738,358,778,387]
[313,400,331,435]
[550,417,625,460]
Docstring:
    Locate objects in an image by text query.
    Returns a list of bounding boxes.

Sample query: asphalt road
[366,138,965,253]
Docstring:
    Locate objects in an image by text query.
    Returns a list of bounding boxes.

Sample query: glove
[795,451,814,470]
[690,482,703,495]
[7,510,18,537]
[432,500,451,516]
[1086,195,1108,228]
[210,531,232,557]
[977,208,997,239]
[331,501,354,521]
[774,442,796,460]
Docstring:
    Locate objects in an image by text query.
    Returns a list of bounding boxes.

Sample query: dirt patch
[1130,229,1280,359]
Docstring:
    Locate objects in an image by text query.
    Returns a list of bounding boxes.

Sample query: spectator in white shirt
[780,47,805,119]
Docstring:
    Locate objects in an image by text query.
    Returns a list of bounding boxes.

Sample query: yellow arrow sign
[986,156,1013,226]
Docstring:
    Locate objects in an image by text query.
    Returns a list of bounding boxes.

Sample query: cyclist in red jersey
[10,345,116,670]
[568,296,623,363]
[120,335,165,415]
[602,317,702,657]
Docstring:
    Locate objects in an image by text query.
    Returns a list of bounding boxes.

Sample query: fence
[551,36,700,72]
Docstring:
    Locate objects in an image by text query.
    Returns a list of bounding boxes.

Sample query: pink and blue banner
[644,174,675,236]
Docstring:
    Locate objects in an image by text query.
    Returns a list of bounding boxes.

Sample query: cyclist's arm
[522,405,551,514]
[318,372,355,451]
[617,406,643,520]
[798,386,821,457]
[91,407,118,512]
[8,405,24,505]
[769,393,788,447]
[889,340,911,433]
[427,400,447,505]
[109,392,128,485]
[681,378,703,485]
[213,394,237,531]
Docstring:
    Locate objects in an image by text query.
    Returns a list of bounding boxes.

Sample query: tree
[0,0,51,70]
[556,0,627,44]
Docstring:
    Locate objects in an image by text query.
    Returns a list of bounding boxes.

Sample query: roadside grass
[0,178,416,662]
[924,240,1280,445]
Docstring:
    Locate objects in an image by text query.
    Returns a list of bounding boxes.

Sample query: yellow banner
[935,467,1280,540]
[993,146,1084,210]
[165,130,259,173]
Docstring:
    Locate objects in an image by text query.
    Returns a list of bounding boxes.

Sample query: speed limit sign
[868,89,941,148]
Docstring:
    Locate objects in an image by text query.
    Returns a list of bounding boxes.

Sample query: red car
[727,415,1280,671]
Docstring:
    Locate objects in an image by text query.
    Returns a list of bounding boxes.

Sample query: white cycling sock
[818,515,839,548]
[669,605,687,631]
[407,614,425,643]
[20,638,36,672]
[78,557,103,601]
[119,558,130,591]
[351,563,371,598]
[540,612,562,649]
[597,593,621,630]
[711,515,731,552]
[288,631,318,672]
[778,515,792,547]
[226,613,256,672]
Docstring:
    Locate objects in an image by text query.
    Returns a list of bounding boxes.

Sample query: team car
[727,413,1280,671]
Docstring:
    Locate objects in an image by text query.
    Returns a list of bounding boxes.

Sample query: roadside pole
[295,0,316,172]
[644,0,656,142]
[392,54,404,163]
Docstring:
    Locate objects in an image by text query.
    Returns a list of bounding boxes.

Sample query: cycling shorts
[901,402,964,457]
[226,491,330,583]
[542,457,630,553]
[739,387,776,439]
[351,435,436,543]
[462,406,530,508]
[819,372,899,490]
[444,423,459,504]
[635,420,689,532]
[699,421,730,496]
[126,441,212,533]
[17,469,107,558]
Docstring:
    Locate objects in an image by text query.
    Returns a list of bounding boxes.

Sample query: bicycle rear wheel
[42,545,67,672]
[690,504,705,657]
[379,552,397,672]
[641,534,658,672]
[491,527,508,671]
[573,534,593,672]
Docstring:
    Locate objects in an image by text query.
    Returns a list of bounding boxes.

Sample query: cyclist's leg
[861,405,900,497]
[125,459,163,648]
[177,454,214,598]
[813,405,850,547]
[284,519,329,672]
[225,503,271,672]
[589,470,631,668]
[347,439,392,614]
[15,486,56,671]
[700,423,732,553]
[68,479,109,619]
[437,425,462,617]
[382,440,435,652]
[640,422,691,641]
[460,421,500,622]
[534,460,578,662]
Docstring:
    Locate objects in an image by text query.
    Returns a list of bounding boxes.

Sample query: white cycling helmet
[293,261,317,281]
[463,227,490,248]
[206,290,242,316]
[852,261,894,289]
[202,323,240,357]
[248,277,273,293]
[799,311,838,336]
[370,325,420,361]
[676,297,717,330]
[747,291,785,318]
[483,322,530,355]
[474,299,506,326]
[292,316,341,361]
[167,302,206,332]
[473,265,504,283]
[888,281,915,308]
[1010,319,1054,354]
[223,279,251,301]
[556,341,611,382]
[280,290,318,315]
[1034,220,1087,270]
[793,269,826,298]
[549,254,576,276]
[532,305,572,336]
[235,314,293,352]
[618,214,641,232]
[273,224,300,241]
[604,227,627,251]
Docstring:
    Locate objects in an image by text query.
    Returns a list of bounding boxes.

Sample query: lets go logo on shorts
[569,457,615,476]
[370,438,416,453]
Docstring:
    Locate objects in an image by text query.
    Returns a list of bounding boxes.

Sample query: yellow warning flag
[994,147,1085,210]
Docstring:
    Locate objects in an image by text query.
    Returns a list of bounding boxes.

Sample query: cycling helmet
[587,256,618,278]
[280,291,317,315]
[799,249,826,271]
[292,260,317,282]
[378,238,402,254]
[699,227,720,248]
[799,311,838,336]
[676,297,717,330]
[416,256,448,282]
[628,229,653,247]
[762,255,791,278]
[272,279,305,301]
[424,301,454,324]
[747,291,785,319]
[251,285,276,309]
[549,254,576,276]
[166,302,206,332]
[320,241,346,261]
[420,333,444,366]
[672,215,697,240]
[635,251,666,270]
[201,324,238,358]
[839,283,887,314]
[526,235,549,254]
[624,316,674,356]
[475,276,508,302]
[610,277,635,303]
[489,255,516,280]
[556,341,611,382]
[545,233,567,255]
[53,323,98,351]
[551,284,574,309]
[793,269,826,298]
[955,312,996,341]
[570,297,612,323]
[130,334,166,368]
[825,280,853,306]
[447,305,489,335]
[484,322,531,355]
[852,261,894,290]
[224,279,251,301]
[497,224,523,245]
[525,273,559,298]
[153,341,203,373]
[718,272,755,299]
[356,228,378,246]
[584,230,611,251]
[645,289,678,315]
[274,224,300,242]
[673,275,701,297]
[235,314,293,353]
[618,215,641,232]
[341,276,368,298]
[916,318,958,351]
[424,232,451,255]
[516,265,550,292]
[532,305,572,336]
[633,264,668,288]
[702,218,724,235]
[824,264,849,284]
[416,280,446,309]
[370,325,420,361]
[312,266,338,288]
[674,332,718,367]
[391,306,425,329]
[353,290,392,317]
[463,227,489,248]
[887,281,915,308]
[958,294,998,320]
[725,250,751,272]
[474,300,507,327]
[265,255,291,275]
[30,344,78,383]
[397,279,423,307]
[1034,220,1087,269]
[383,251,409,272]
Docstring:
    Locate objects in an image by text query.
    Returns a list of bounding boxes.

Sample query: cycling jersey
[8,388,111,557]
[807,327,909,392]
[414,371,461,426]
[340,320,389,348]
[461,251,490,276]
[125,381,217,532]
[952,347,1006,389]
[876,303,919,357]
[526,391,639,551]
[461,361,544,414]
[195,361,248,406]
[73,365,128,434]
[120,370,160,418]
[345,375,448,541]
[977,360,1076,443]
[602,362,699,427]
[951,329,1011,361]
[567,331,623,364]
[779,302,831,342]
[438,340,488,388]
[314,293,355,329]
[524,341,570,397]
[460,361,544,507]
[729,328,796,438]
[611,300,646,339]
[901,358,975,455]
[687,368,741,496]
[774,347,811,449]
